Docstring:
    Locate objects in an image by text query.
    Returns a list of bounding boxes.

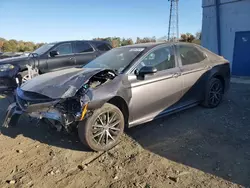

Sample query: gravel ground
[0,82,249,188]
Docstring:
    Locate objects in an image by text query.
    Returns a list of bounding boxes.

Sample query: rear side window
[95,43,111,51]
[54,43,73,55]
[75,42,94,53]
[178,45,206,66]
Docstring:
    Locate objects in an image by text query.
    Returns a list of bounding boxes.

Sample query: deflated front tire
[78,103,124,151]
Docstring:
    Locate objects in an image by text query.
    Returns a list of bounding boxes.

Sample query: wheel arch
[208,72,225,93]
[107,96,129,126]
[213,74,225,93]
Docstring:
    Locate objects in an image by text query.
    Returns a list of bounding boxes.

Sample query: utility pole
[168,0,179,42]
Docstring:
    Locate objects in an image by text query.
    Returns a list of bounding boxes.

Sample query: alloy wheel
[91,110,122,147]
[209,80,223,106]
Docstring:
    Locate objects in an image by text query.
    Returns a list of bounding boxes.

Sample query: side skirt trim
[128,101,200,128]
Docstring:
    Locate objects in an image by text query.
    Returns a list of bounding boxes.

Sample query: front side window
[136,46,176,72]
[33,43,56,55]
[75,42,94,53]
[178,45,206,66]
[54,43,72,55]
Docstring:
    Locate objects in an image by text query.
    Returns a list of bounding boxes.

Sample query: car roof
[49,40,110,45]
[121,42,169,48]
[118,41,195,50]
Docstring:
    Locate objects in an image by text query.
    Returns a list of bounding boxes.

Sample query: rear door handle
[173,72,181,78]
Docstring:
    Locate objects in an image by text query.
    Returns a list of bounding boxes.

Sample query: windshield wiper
[111,69,119,74]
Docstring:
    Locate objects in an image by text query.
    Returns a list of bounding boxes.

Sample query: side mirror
[50,50,59,57]
[136,66,157,76]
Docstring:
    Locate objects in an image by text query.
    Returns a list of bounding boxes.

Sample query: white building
[202,0,250,76]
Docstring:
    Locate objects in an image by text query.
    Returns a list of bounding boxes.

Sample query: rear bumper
[224,66,231,94]
[223,75,230,94]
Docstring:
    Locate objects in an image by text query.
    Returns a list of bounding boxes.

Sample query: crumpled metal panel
[20,67,107,99]
[18,67,132,119]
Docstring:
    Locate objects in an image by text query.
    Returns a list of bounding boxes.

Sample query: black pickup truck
[0,40,112,92]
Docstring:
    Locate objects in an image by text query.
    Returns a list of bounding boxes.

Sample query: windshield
[32,43,56,55]
[83,47,145,73]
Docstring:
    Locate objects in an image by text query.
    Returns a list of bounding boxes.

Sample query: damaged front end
[2,69,117,132]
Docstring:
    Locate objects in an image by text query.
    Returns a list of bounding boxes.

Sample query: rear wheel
[202,77,224,108]
[78,103,124,151]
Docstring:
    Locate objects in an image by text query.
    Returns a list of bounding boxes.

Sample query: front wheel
[202,77,224,108]
[78,103,125,151]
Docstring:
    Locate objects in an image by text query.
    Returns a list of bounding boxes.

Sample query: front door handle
[173,72,181,78]
[69,57,76,63]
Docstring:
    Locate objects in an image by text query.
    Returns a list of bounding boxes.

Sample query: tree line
[0,32,201,52]
[0,38,44,53]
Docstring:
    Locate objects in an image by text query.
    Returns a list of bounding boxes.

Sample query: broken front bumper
[2,103,22,127]
[2,95,86,128]
[2,87,65,127]
[2,101,70,128]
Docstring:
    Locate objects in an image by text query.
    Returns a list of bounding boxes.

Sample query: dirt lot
[0,82,250,188]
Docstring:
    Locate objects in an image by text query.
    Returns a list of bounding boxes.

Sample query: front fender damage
[2,69,132,133]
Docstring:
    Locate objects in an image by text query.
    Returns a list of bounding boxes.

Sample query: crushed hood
[21,67,107,99]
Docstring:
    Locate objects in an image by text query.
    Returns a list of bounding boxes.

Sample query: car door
[176,43,210,105]
[127,45,183,126]
[73,41,99,67]
[46,42,76,72]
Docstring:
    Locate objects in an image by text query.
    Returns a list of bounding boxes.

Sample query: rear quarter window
[178,45,207,66]
[94,43,111,51]
[75,42,94,53]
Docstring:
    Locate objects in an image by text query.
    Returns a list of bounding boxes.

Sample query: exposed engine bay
[86,70,116,89]
[53,70,117,131]
[2,69,118,133]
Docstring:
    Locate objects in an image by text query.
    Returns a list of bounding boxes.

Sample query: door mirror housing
[50,50,59,57]
[136,66,157,76]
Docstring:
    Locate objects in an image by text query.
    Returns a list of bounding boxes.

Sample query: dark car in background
[0,40,112,92]
[0,52,26,59]
[3,42,230,152]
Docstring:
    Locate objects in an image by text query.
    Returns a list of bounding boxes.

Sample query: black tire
[202,77,224,108]
[78,103,124,151]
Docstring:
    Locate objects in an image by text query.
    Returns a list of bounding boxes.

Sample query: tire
[202,77,224,108]
[78,103,125,151]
